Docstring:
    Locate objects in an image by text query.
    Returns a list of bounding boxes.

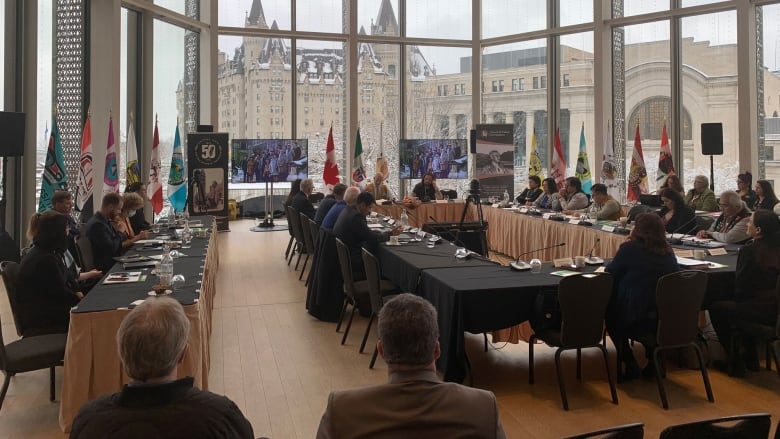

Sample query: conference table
[373,200,475,228]
[59,218,218,432]
[376,211,740,383]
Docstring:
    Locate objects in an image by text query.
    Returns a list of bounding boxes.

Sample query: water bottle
[181,221,193,248]
[159,242,174,287]
[400,209,409,228]
[167,208,175,227]
[503,189,511,204]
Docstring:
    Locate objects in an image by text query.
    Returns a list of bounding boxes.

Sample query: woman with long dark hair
[17,211,84,333]
[606,213,679,381]
[710,209,780,376]
[284,179,302,208]
[531,177,560,210]
[658,188,696,234]
[753,180,779,211]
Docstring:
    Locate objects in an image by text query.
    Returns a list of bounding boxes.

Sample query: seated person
[606,213,679,382]
[365,173,391,200]
[70,297,255,438]
[17,211,84,334]
[531,177,561,210]
[515,175,542,204]
[85,193,125,273]
[317,294,506,439]
[291,178,316,219]
[332,191,402,278]
[50,189,80,262]
[321,186,360,230]
[124,182,152,234]
[754,179,779,211]
[696,190,751,244]
[658,188,696,234]
[684,175,719,212]
[314,183,347,225]
[564,183,621,221]
[552,177,588,212]
[113,192,151,250]
[412,172,442,202]
[709,210,780,376]
[736,171,756,210]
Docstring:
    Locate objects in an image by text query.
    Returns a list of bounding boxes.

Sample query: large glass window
[621,0,669,18]
[559,32,594,179]
[560,0,593,27]
[359,0,399,37]
[154,0,187,16]
[296,0,342,33]
[219,0,291,30]
[36,0,54,208]
[482,0,545,39]
[681,11,738,195]
[408,0,471,40]
[760,4,780,183]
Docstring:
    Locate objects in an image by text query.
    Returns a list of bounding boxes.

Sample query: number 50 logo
[195,139,222,166]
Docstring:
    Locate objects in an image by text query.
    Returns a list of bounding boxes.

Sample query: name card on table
[542,213,554,219]
[568,219,580,225]
[553,257,574,268]
[492,203,501,208]
[518,207,528,214]
[674,249,694,258]
[435,199,449,204]
[708,248,728,256]
[601,225,615,233]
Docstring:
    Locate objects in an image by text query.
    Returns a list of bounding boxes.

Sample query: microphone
[667,215,698,245]
[586,238,600,259]
[585,238,604,264]
[510,242,566,271]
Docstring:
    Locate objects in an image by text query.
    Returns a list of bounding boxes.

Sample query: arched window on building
[628,97,692,140]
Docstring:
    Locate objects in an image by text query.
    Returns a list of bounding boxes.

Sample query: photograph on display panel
[398,139,468,179]
[230,139,308,184]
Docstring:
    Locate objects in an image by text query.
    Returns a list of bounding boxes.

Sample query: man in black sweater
[85,193,124,273]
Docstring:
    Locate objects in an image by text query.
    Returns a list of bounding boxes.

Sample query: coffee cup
[574,256,586,268]
[389,235,399,245]
[619,216,628,227]
[694,249,706,261]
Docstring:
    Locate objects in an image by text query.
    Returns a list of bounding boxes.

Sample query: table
[373,201,475,228]
[58,219,219,432]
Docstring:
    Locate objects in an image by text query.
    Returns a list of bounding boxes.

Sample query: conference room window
[297,0,342,33]
[681,10,738,195]
[560,0,593,26]
[154,0,187,16]
[621,0,669,17]
[408,0,470,39]
[482,0,545,39]
[360,0,399,36]
[760,4,780,183]
[559,32,594,177]
[35,0,54,208]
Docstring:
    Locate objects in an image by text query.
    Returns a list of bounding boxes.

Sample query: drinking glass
[416,230,426,242]
[152,223,161,234]
[530,258,543,274]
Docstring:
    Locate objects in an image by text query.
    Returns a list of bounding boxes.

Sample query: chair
[284,206,295,261]
[627,204,654,222]
[730,277,780,375]
[0,312,68,411]
[441,189,457,200]
[360,248,401,368]
[334,238,370,344]
[651,270,714,409]
[659,413,770,439]
[528,272,617,410]
[562,422,644,439]
[0,261,24,337]
[287,206,307,269]
[309,192,325,204]
[298,213,317,281]
[75,233,95,272]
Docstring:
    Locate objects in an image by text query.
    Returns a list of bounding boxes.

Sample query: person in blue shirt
[322,186,360,230]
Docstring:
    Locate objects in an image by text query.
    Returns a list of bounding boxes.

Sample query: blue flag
[575,123,592,195]
[167,123,187,212]
[38,116,68,212]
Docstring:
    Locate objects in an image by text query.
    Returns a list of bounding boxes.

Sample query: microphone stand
[585,238,603,264]
[510,242,566,271]
[667,214,699,245]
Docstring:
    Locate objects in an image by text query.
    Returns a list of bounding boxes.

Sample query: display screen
[398,139,468,179]
[230,139,308,184]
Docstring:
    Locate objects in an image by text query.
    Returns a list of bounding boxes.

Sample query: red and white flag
[628,124,648,202]
[75,115,94,211]
[147,117,163,214]
[322,126,340,187]
[551,128,566,189]
[656,122,675,189]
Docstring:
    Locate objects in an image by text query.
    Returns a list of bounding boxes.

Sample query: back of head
[332,183,347,198]
[660,187,685,208]
[117,297,190,382]
[719,190,743,209]
[378,294,438,367]
[51,189,73,206]
[343,186,360,205]
[33,211,69,252]
[101,192,122,209]
[591,183,607,196]
[631,213,672,255]
[301,178,314,193]
[738,171,753,187]
[356,191,375,207]
[122,192,145,211]
[26,212,43,241]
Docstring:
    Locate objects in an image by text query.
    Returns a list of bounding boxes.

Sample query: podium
[422,221,488,256]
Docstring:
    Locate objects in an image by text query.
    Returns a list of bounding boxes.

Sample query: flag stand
[258,178,275,228]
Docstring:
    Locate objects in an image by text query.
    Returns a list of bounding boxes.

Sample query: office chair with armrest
[360,248,401,368]
[334,238,371,345]
[563,422,644,439]
[659,413,770,439]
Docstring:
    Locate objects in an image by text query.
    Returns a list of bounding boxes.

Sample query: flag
[575,123,592,195]
[103,115,119,194]
[528,129,542,177]
[656,122,675,189]
[352,128,366,185]
[601,120,619,199]
[38,115,68,212]
[376,121,389,179]
[126,115,141,186]
[322,126,340,186]
[627,124,648,202]
[75,114,94,212]
[147,118,163,214]
[551,128,566,189]
[167,122,187,213]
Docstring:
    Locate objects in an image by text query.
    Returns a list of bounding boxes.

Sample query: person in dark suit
[51,190,80,264]
[17,211,83,334]
[70,297,255,439]
[85,193,124,273]
[333,191,402,277]
[317,293,506,439]
[291,178,315,219]
[606,213,679,382]
[321,187,360,231]
[515,175,543,204]
[314,183,347,225]
[710,209,780,376]
[658,188,696,234]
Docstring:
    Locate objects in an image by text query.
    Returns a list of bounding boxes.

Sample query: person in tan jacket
[317,293,506,439]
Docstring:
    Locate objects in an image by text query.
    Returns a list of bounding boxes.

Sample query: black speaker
[0,112,25,157]
[196,124,214,133]
[701,123,723,156]
[469,129,476,154]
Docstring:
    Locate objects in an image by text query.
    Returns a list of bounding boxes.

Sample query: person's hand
[558,188,567,197]
[697,230,710,239]
[86,269,102,279]
[75,291,84,300]
[390,225,404,236]
[138,230,151,240]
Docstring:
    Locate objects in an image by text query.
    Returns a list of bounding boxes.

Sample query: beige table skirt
[59,227,219,432]
[373,201,475,227]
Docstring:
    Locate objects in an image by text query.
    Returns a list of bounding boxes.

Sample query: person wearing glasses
[684,175,719,212]
[552,177,588,212]
[696,190,751,244]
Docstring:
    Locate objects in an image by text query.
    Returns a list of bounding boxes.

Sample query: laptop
[639,193,662,207]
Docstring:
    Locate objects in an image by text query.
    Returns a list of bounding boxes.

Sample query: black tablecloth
[73,232,211,314]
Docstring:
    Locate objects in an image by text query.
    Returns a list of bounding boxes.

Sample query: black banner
[187,132,230,231]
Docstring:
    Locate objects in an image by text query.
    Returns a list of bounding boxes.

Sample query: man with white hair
[70,297,254,438]
[317,294,505,438]
[697,190,751,243]
[291,178,315,218]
